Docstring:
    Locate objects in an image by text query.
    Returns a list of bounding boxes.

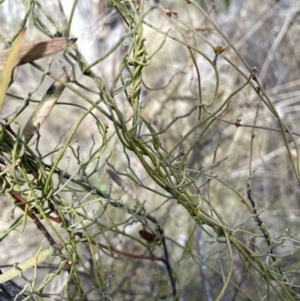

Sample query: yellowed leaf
[0,30,25,112]
[0,248,52,283]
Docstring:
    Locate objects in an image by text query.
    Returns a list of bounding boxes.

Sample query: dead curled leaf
[21,70,72,144]
[0,37,77,72]
[107,169,137,200]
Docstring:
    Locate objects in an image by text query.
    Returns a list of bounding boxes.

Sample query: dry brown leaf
[0,37,77,71]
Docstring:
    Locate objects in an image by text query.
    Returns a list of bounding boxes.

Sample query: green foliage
[0,0,300,300]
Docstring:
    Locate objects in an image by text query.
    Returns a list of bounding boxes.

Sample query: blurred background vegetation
[0,0,300,300]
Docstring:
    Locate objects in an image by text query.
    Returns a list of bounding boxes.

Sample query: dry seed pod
[139,230,158,242]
